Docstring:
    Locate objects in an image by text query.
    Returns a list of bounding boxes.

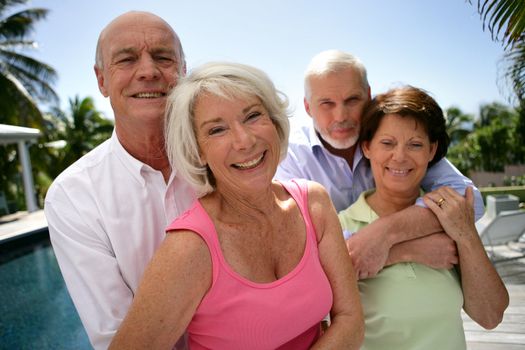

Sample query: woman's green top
[338,190,466,350]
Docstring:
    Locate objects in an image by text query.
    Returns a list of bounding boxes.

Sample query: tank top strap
[279,179,318,246]
[166,200,221,285]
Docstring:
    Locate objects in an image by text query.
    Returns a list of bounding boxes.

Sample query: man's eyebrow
[111,47,136,59]
[111,47,177,59]
[150,47,177,56]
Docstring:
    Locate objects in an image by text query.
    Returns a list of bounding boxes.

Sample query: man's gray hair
[304,49,369,100]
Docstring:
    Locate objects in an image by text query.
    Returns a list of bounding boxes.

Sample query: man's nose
[334,104,350,122]
[136,55,160,80]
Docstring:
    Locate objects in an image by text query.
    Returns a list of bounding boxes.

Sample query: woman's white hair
[165,61,291,197]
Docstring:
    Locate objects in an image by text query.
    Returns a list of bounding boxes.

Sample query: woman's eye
[208,127,225,135]
[245,112,261,122]
[410,143,423,149]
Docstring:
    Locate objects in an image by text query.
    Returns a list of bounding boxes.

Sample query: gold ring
[437,197,445,207]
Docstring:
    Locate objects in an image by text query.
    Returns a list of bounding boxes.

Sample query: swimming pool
[0,231,91,349]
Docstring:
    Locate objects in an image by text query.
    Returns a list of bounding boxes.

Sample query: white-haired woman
[109,62,364,350]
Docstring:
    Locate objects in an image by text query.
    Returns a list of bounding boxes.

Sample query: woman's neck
[366,188,419,217]
[204,182,284,224]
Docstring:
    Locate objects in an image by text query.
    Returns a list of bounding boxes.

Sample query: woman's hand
[423,186,477,244]
[424,186,509,329]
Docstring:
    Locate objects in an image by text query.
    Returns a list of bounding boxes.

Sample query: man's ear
[94,65,109,97]
[181,61,187,76]
[304,97,312,118]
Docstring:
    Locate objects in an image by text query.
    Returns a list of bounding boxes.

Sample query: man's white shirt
[45,132,196,349]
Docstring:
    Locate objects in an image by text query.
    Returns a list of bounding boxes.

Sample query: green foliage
[45,96,114,178]
[1,95,114,209]
[471,0,525,48]
[0,0,58,127]
[445,106,474,146]
[447,102,523,173]
[503,175,525,186]
[0,2,114,211]
[469,0,525,103]
[0,0,61,210]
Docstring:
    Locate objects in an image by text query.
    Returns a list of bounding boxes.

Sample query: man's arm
[45,185,132,350]
[383,158,484,270]
[346,205,443,279]
[348,158,484,278]
[386,233,458,268]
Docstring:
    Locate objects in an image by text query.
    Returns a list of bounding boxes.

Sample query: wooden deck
[464,241,525,349]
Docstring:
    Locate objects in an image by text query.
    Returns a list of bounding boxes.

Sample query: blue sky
[28,0,507,120]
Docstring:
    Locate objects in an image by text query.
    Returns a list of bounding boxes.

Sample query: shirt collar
[110,131,169,187]
[353,145,365,171]
[308,124,324,150]
[345,189,378,223]
[308,125,365,172]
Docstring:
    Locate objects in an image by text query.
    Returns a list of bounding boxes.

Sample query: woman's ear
[361,141,371,159]
[428,141,438,162]
[198,148,207,167]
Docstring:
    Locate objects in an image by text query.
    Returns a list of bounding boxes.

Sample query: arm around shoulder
[307,181,364,349]
[421,157,485,220]
[347,205,443,278]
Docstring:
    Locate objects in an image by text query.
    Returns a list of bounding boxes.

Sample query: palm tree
[0,0,58,127]
[444,106,474,146]
[49,96,114,174]
[469,0,525,102]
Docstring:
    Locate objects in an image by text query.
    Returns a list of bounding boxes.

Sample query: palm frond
[0,49,58,102]
[498,37,525,102]
[0,71,42,126]
[0,39,36,49]
[472,0,525,48]
[0,0,29,16]
[0,8,48,39]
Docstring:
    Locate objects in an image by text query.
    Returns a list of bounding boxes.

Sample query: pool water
[0,231,91,349]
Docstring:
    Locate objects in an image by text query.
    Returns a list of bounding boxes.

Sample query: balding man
[45,12,196,349]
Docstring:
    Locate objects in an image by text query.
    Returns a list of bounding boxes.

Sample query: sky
[25,0,508,120]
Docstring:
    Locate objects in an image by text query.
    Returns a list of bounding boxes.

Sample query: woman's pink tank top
[166,179,333,350]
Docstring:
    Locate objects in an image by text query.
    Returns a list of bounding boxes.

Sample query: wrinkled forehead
[309,69,367,98]
[98,14,181,60]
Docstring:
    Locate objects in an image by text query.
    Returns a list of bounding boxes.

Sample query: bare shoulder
[305,180,338,242]
[151,230,211,275]
[306,180,333,210]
